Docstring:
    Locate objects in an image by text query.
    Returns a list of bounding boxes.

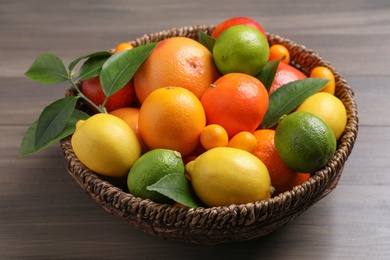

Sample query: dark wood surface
[1,0,389,259]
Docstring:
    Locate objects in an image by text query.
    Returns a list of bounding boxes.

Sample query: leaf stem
[68,79,106,114]
[101,95,109,109]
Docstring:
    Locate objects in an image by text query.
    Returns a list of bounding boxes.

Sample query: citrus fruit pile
[71,17,347,208]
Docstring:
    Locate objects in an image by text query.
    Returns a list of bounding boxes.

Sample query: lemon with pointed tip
[71,113,141,178]
[296,92,347,140]
[185,147,272,207]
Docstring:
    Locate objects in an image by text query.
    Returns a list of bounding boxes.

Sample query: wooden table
[1,0,389,259]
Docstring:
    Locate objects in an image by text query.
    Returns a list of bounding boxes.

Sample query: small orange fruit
[113,42,134,53]
[201,73,269,138]
[268,63,307,95]
[109,107,148,153]
[133,37,220,103]
[81,76,135,113]
[253,129,310,196]
[310,66,336,95]
[268,44,290,64]
[139,87,206,157]
[200,124,229,150]
[227,131,257,153]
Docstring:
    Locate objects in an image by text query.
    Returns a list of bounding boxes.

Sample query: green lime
[127,149,184,203]
[274,111,337,173]
[213,24,269,76]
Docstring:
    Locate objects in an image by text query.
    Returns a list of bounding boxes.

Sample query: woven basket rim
[60,25,359,245]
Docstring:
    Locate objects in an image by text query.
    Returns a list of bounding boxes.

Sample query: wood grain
[1,0,389,259]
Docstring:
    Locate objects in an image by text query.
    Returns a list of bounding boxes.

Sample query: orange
[268,62,307,95]
[133,37,220,103]
[253,129,310,196]
[81,76,135,113]
[211,16,266,39]
[200,124,229,150]
[138,87,206,157]
[227,131,257,153]
[113,42,134,53]
[201,73,269,138]
[310,66,336,95]
[268,44,290,64]
[109,107,148,153]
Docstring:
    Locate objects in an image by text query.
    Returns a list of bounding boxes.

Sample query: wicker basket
[60,25,359,246]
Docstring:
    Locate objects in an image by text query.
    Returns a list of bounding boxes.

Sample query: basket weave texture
[60,25,359,246]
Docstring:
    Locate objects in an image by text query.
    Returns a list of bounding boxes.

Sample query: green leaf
[100,42,157,97]
[25,53,69,84]
[68,51,111,79]
[19,109,89,158]
[147,173,200,208]
[77,53,111,81]
[261,78,329,129]
[198,30,216,53]
[256,59,280,92]
[34,96,79,149]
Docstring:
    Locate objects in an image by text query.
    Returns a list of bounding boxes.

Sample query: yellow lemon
[185,147,272,207]
[71,113,141,178]
[296,92,347,140]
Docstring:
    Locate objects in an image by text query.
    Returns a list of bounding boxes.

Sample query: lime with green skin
[213,24,269,76]
[274,111,337,173]
[127,149,184,204]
